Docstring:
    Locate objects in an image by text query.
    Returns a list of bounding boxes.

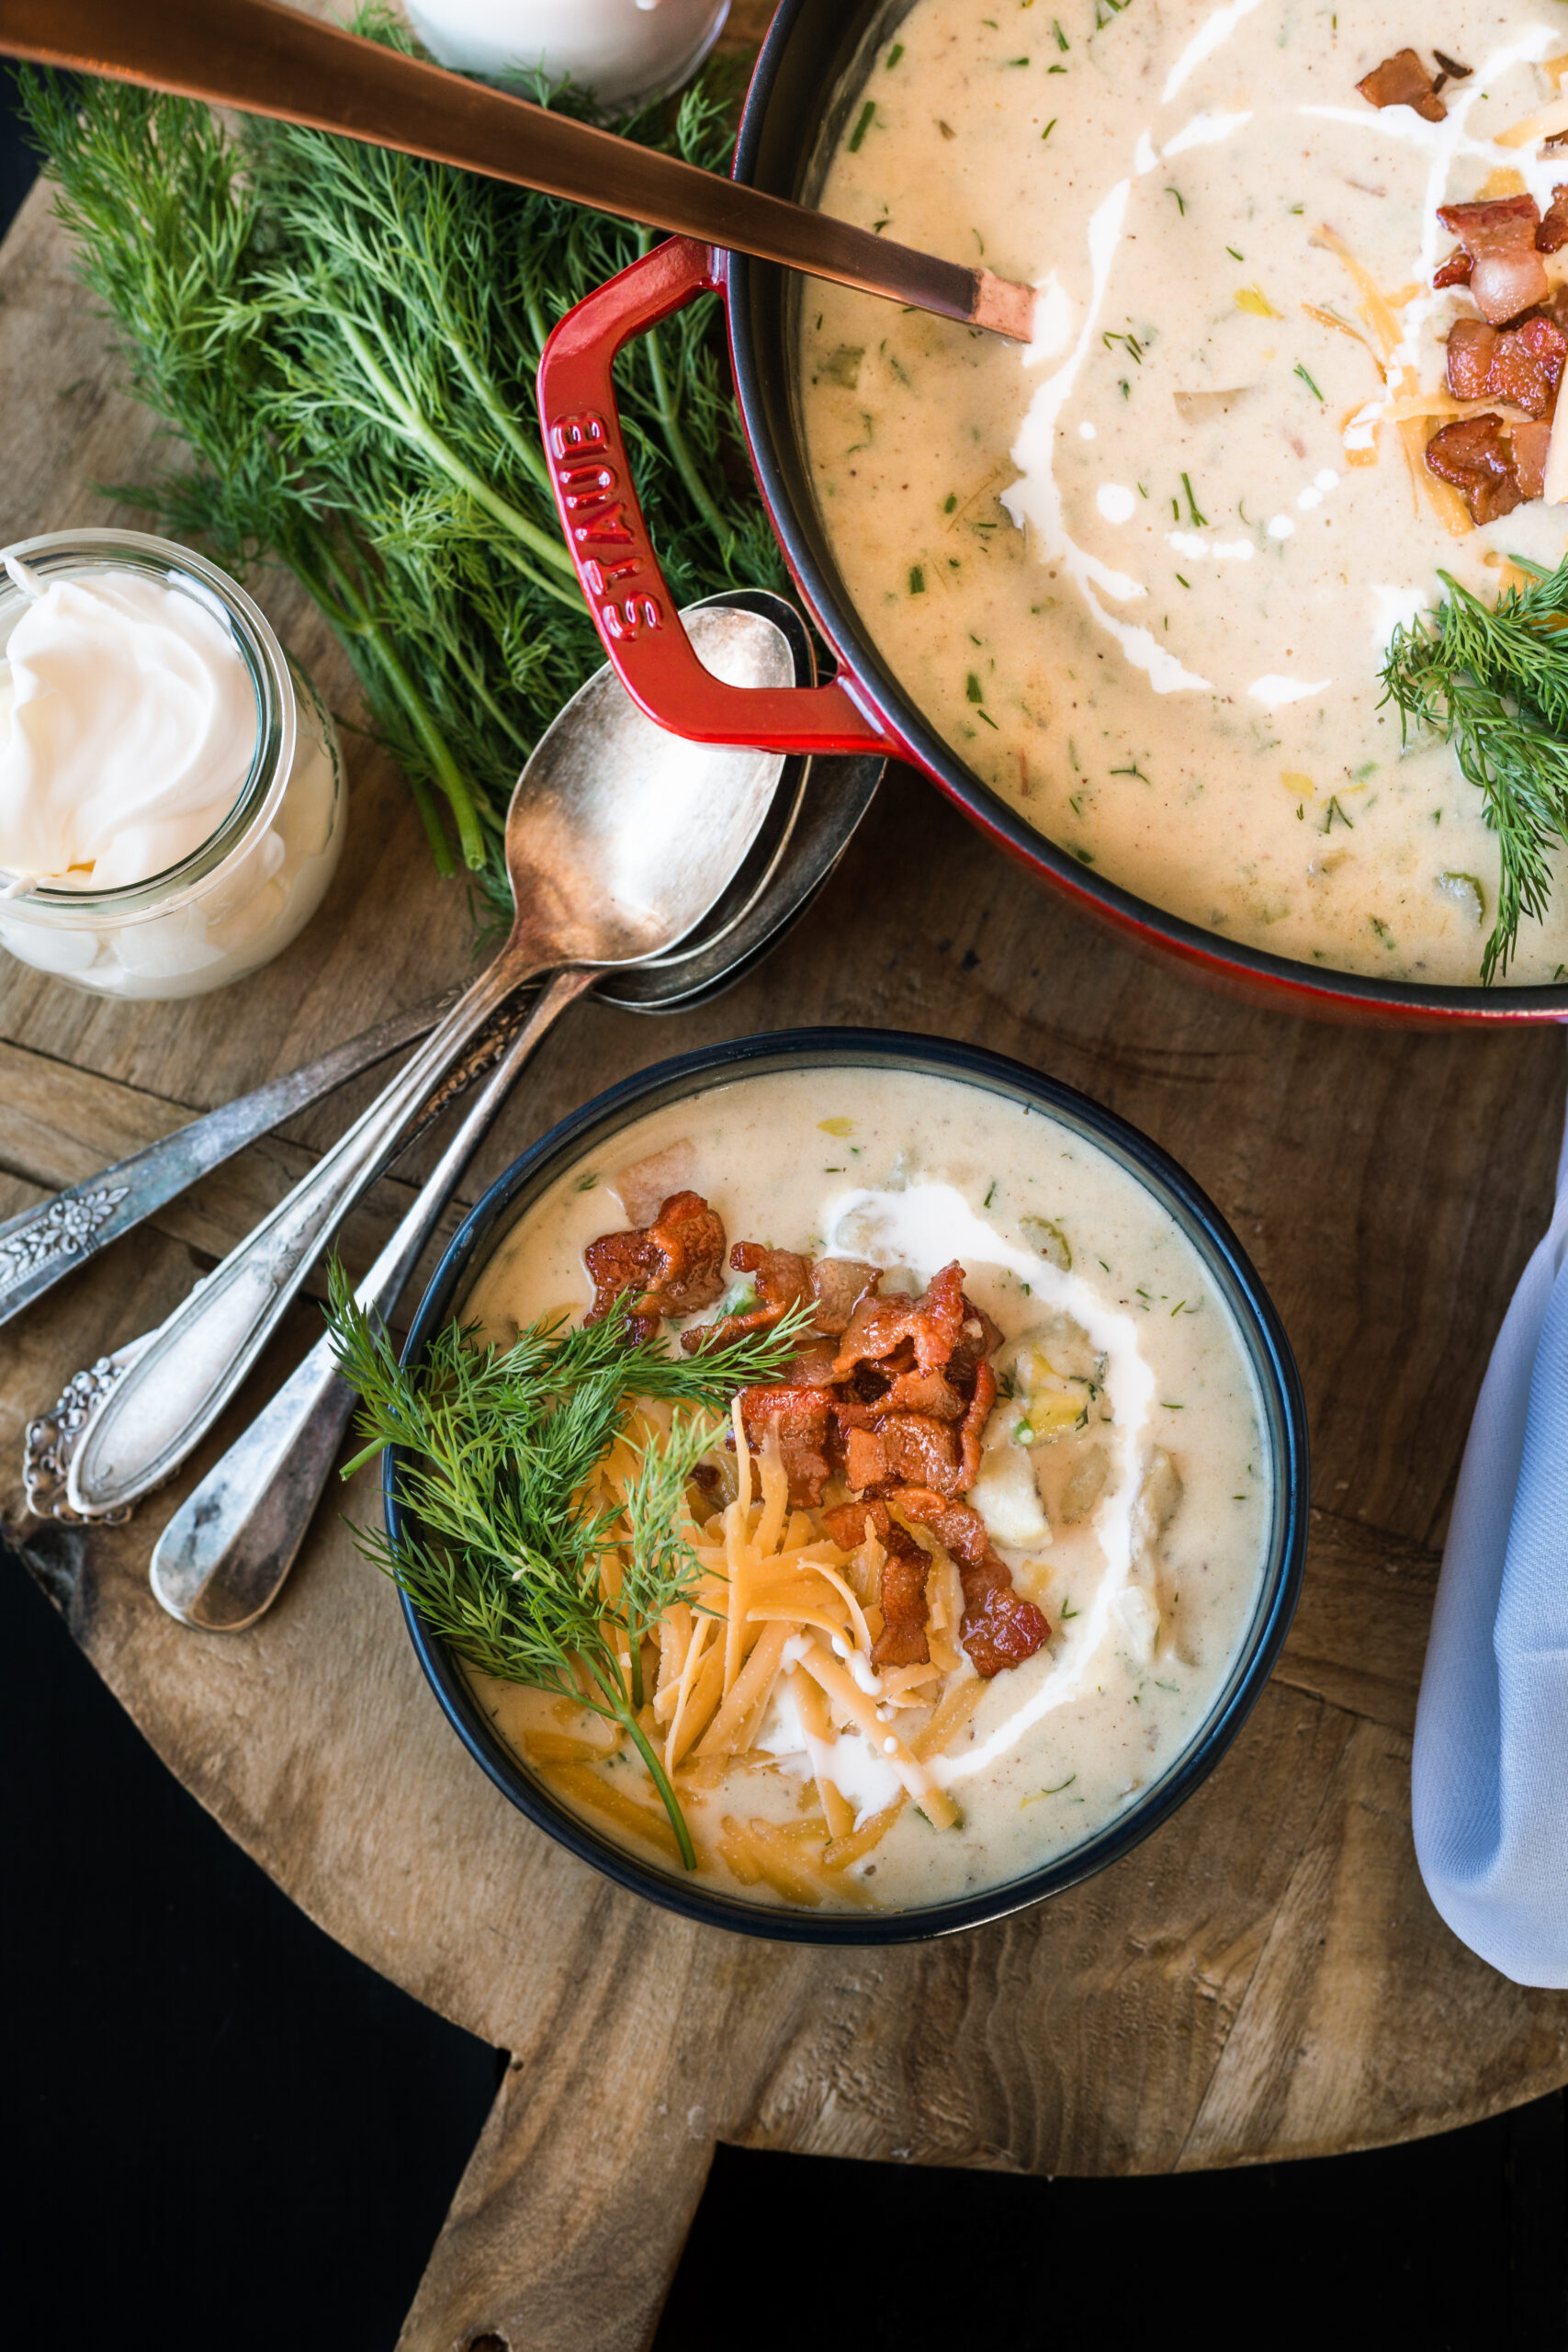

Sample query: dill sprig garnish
[327,1263,816,1867]
[18,8,784,908]
[1381,557,1568,983]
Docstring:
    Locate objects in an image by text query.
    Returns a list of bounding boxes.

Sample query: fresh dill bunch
[19,9,784,908]
[1381,557,1568,984]
[327,1261,815,1866]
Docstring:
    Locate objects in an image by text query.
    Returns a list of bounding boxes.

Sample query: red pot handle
[536,237,897,754]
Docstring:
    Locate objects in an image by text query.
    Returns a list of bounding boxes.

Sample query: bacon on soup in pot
[1444,313,1568,417]
[1425,412,1529,525]
[1356,48,1448,123]
[1436,197,1549,324]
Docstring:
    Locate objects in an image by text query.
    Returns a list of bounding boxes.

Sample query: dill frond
[326,1262,816,1866]
[19,9,784,904]
[1381,557,1568,983]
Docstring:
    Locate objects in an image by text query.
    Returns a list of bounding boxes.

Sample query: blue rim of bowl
[389,1028,1309,1945]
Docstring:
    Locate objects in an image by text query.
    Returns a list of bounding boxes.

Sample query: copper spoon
[0,0,1036,342]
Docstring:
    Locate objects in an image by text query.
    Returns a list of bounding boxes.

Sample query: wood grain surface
[4,17,1568,2345]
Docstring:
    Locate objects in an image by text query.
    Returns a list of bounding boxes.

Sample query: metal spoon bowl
[63,601,796,1520]
[145,611,882,1631]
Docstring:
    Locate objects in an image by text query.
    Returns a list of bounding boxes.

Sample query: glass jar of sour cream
[0,530,343,1000]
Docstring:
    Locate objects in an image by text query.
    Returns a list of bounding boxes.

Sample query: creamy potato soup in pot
[457,1067,1271,1915]
[799,2,1568,985]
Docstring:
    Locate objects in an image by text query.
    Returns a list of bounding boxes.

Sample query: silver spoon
[145,622,888,1632]
[2,590,818,1338]
[61,603,794,1521]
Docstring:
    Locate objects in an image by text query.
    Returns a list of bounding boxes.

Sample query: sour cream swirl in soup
[800,2,1568,983]
[461,1067,1271,1914]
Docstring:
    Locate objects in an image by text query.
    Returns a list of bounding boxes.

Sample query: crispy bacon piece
[682,1240,809,1352]
[1445,317,1496,400]
[954,1358,998,1493]
[1435,246,1472,289]
[1445,313,1568,418]
[1540,185,1568,254]
[582,1190,727,1335]
[807,1257,882,1336]
[873,1365,966,1419]
[1487,314,1568,416]
[844,1411,964,1496]
[831,1261,967,1381]
[1437,196,1549,324]
[823,1500,931,1668]
[1357,49,1447,124]
[1425,412,1528,523]
[887,1487,1048,1678]
[1513,418,1552,500]
[739,1385,834,1508]
[784,1340,840,1389]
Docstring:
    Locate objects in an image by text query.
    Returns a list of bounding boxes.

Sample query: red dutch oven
[536,0,1568,1029]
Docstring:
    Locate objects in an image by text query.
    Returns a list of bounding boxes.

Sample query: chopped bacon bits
[831,1260,967,1381]
[1445,313,1568,418]
[1513,417,1552,501]
[578,1202,1046,1679]
[1437,196,1549,324]
[1425,412,1529,523]
[1444,316,1496,401]
[1434,246,1473,289]
[739,1385,834,1508]
[583,1190,727,1335]
[1486,314,1568,416]
[954,1358,998,1493]
[1540,186,1568,255]
[886,1487,1048,1678]
[822,1501,931,1669]
[807,1256,882,1337]
[1357,49,1447,124]
[683,1240,810,1351]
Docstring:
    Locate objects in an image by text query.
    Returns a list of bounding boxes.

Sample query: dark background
[4,64,1565,2352]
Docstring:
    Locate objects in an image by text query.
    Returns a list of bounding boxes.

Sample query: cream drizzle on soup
[460,1068,1271,1914]
[799,1,1568,983]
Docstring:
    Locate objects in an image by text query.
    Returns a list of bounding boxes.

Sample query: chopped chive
[965,671,985,702]
[1165,185,1186,212]
[1294,360,1325,401]
[1041,116,1058,140]
[886,41,905,66]
[1181,471,1207,527]
[908,564,925,594]
[847,99,876,152]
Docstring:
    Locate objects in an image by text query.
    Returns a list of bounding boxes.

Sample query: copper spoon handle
[0,0,1033,340]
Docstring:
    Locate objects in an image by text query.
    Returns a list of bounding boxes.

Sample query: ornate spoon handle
[149,972,591,1629]
[61,942,543,1518]
[0,993,454,1332]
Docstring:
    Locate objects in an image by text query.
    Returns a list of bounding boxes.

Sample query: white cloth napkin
[1413,1052,1568,1985]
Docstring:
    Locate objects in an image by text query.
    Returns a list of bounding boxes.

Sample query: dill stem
[442,334,554,496]
[303,526,486,870]
[337,315,581,583]
[614,1680,697,1870]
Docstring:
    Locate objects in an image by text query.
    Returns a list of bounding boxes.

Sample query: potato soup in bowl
[799,2,1568,986]
[389,1035,1305,1941]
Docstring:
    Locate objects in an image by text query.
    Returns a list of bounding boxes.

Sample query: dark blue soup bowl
[389,1029,1308,1945]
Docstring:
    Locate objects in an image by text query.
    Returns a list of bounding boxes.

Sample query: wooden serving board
[4,57,1568,2352]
